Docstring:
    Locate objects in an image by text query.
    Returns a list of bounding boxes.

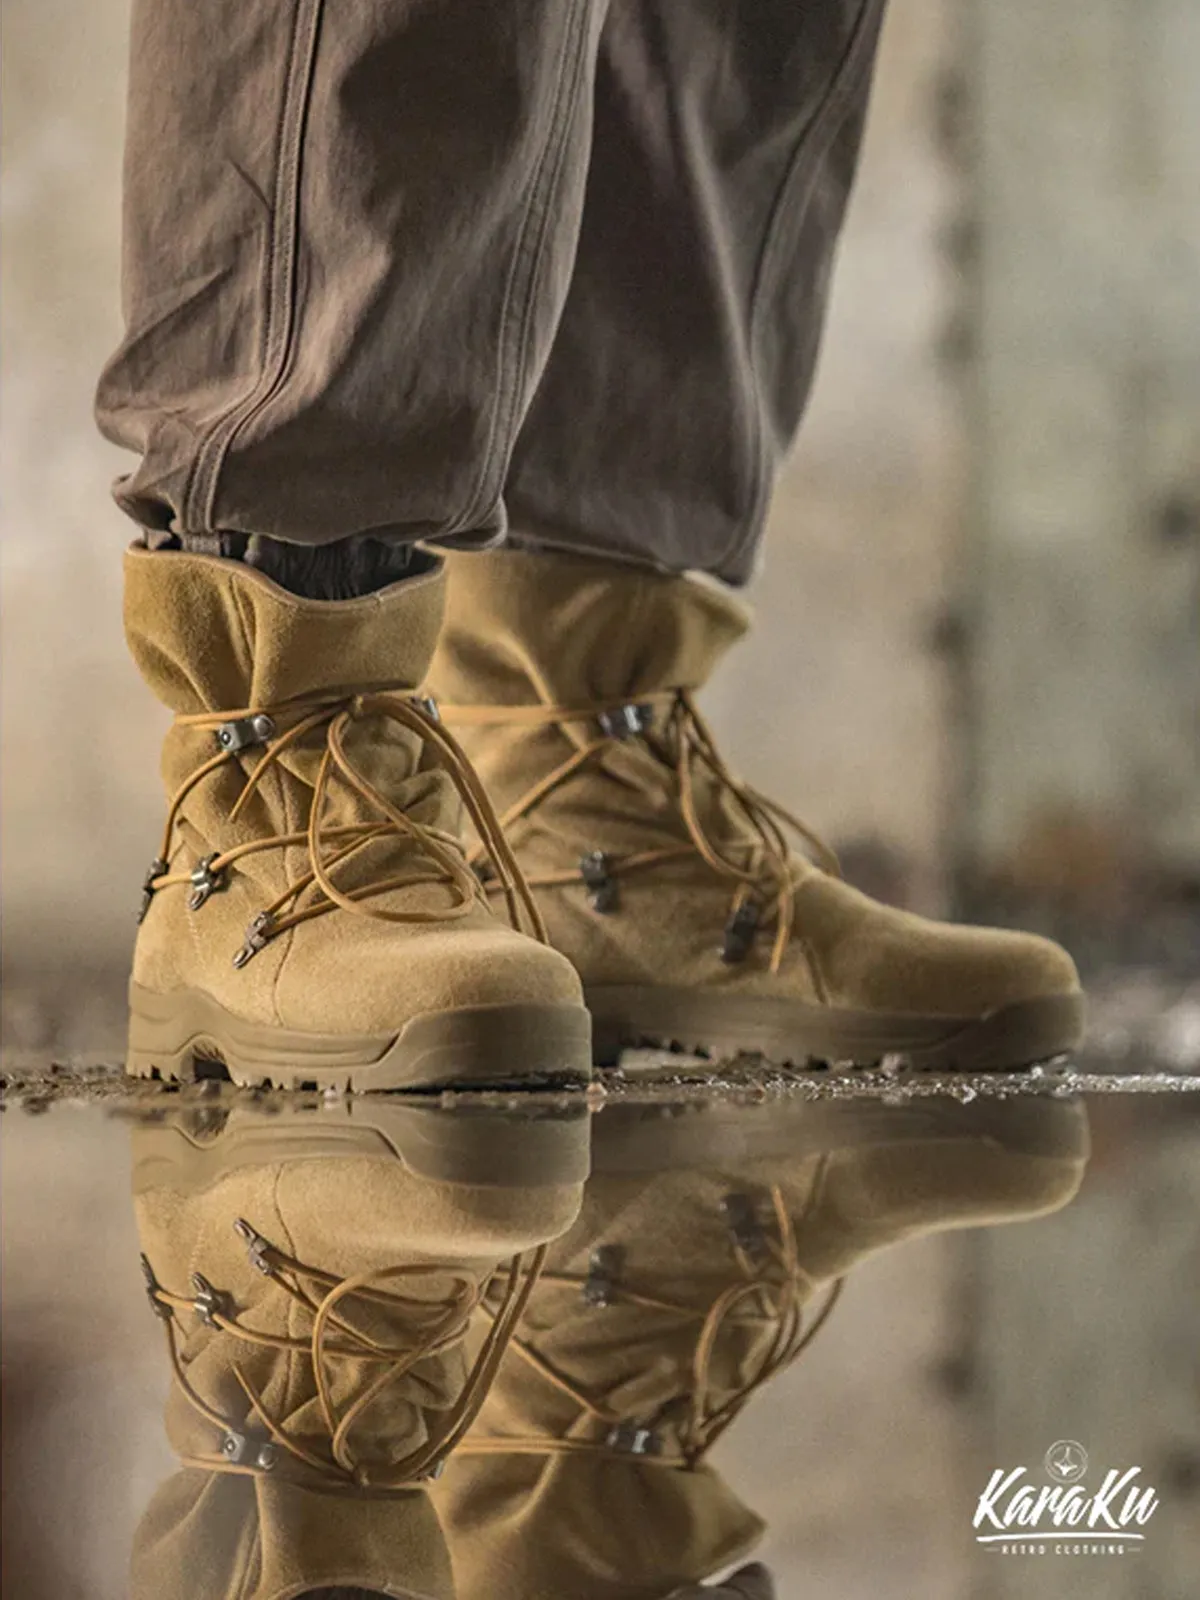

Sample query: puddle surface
[3,1058,1197,1600]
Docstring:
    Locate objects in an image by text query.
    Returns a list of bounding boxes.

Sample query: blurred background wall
[961,0,1200,978]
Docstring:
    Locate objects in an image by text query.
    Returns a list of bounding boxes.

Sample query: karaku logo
[1044,1440,1088,1484]
[973,1442,1160,1557]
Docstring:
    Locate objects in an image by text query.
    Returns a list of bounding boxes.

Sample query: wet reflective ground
[3,1059,1198,1600]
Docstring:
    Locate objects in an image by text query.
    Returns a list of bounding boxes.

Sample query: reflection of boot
[430,549,1084,1071]
[434,1094,1089,1600]
[129,1096,590,1600]
[125,547,590,1091]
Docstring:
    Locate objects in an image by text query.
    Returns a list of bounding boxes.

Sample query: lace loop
[439,691,841,974]
[457,1181,842,1470]
[141,688,548,957]
[141,1227,549,1491]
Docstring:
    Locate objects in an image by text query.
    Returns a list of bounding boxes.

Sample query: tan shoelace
[142,688,546,965]
[142,1223,548,1490]
[455,1182,843,1471]
[441,691,841,973]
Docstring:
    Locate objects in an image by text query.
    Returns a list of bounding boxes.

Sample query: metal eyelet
[234,1218,274,1275]
[140,1254,172,1320]
[215,714,276,754]
[220,1429,277,1471]
[138,858,169,924]
[720,900,761,964]
[582,1244,624,1307]
[597,703,654,740]
[412,694,440,723]
[232,912,275,969]
[605,1422,662,1457]
[190,1272,234,1328]
[580,851,619,913]
[188,853,226,910]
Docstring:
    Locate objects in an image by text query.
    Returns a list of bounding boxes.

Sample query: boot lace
[440,692,840,973]
[141,688,546,964]
[141,1221,548,1490]
[455,1180,842,1471]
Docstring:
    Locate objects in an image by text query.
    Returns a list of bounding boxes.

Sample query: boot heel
[125,1040,199,1083]
[126,987,204,1082]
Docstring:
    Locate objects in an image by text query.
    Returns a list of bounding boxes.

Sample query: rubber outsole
[586,985,1086,1073]
[127,982,593,1092]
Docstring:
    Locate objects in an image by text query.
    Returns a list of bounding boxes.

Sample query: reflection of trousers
[97,0,886,584]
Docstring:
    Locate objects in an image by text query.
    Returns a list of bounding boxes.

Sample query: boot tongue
[433,548,750,708]
[124,547,447,713]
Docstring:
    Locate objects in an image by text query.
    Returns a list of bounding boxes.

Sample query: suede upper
[427,547,751,711]
[125,546,448,713]
[132,1471,451,1600]
[430,548,1081,1019]
[125,547,583,1036]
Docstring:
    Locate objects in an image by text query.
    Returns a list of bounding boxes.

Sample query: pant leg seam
[721,0,888,581]
[181,0,328,534]
[449,0,594,538]
[500,1,595,500]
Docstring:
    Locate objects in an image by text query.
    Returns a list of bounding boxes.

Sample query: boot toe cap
[803,878,1082,1019]
[275,916,585,1035]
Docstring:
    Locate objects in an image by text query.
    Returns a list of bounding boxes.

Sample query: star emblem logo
[1044,1440,1089,1484]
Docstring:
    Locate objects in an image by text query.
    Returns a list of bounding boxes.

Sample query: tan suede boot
[429,549,1085,1071]
[125,547,591,1089]
[432,1093,1089,1600]
[130,1095,591,1600]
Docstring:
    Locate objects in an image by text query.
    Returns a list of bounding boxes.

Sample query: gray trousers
[96,0,887,585]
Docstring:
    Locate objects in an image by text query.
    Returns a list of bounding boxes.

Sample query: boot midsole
[588,1093,1091,1171]
[127,981,593,1090]
[585,984,1085,1070]
[131,1099,593,1191]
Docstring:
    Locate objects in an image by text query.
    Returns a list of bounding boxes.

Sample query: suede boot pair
[127,544,1084,1088]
